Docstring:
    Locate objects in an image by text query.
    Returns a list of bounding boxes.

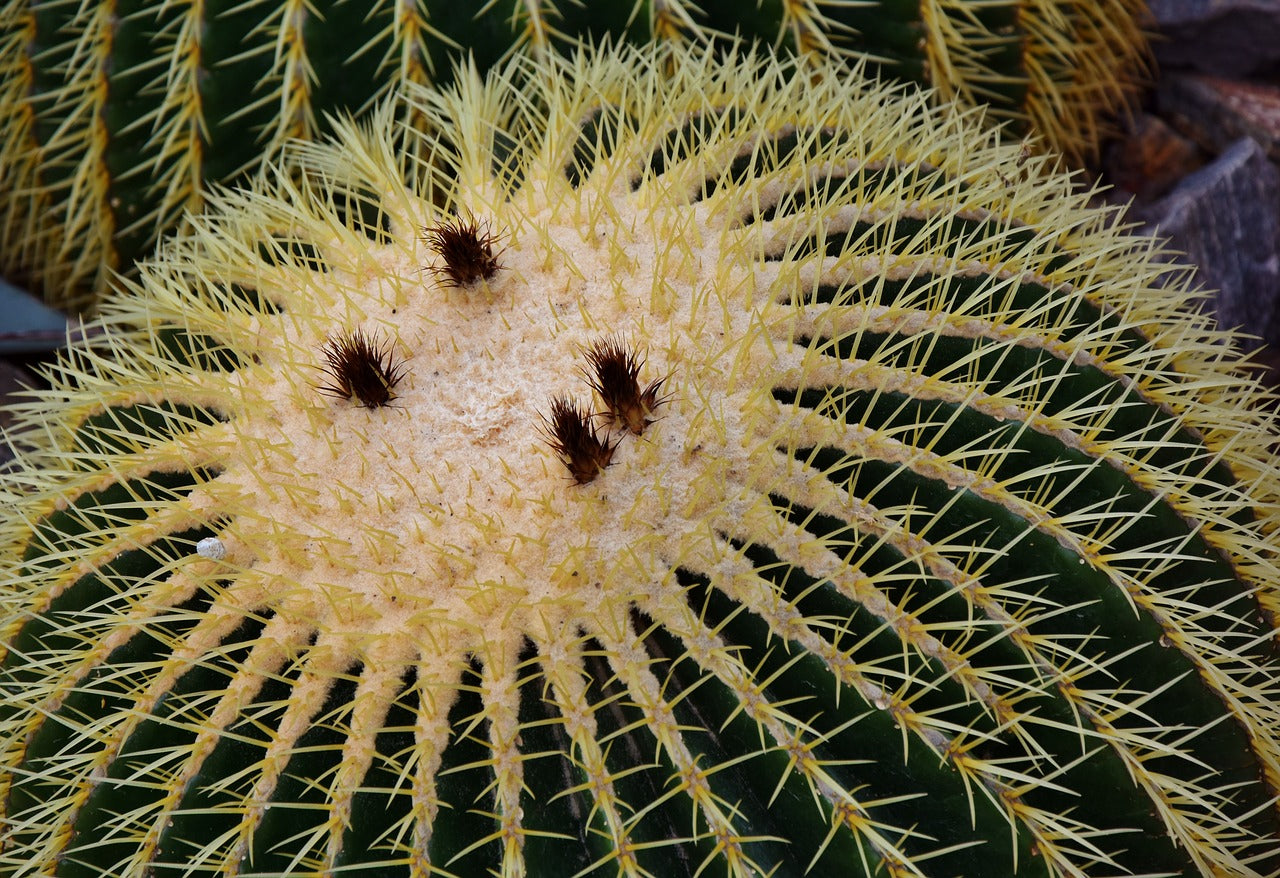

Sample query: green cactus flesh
[0,0,1149,309]
[2,42,1277,878]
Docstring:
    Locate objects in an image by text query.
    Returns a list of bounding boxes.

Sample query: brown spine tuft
[318,329,405,408]
[423,215,503,287]
[541,394,618,484]
[585,336,667,435]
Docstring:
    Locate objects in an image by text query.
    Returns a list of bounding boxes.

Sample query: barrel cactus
[2,41,1275,878]
[0,0,1150,311]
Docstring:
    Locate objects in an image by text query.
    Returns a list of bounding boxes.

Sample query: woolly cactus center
[204,182,770,651]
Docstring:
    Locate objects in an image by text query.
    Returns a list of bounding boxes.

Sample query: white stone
[196,537,227,561]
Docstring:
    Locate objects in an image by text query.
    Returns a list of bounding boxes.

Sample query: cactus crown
[2,42,1278,878]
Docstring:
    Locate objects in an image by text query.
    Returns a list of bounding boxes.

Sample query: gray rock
[0,276,70,354]
[1157,72,1280,161]
[1149,0,1280,77]
[1132,137,1280,344]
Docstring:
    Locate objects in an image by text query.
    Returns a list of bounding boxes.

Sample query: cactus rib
[1,42,1275,878]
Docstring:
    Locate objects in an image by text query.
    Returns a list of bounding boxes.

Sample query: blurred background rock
[1102,0,1280,389]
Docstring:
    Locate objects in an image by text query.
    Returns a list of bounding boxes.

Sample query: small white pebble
[196,537,227,561]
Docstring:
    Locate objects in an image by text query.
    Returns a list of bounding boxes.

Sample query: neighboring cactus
[0,0,1151,311]
[3,41,1276,878]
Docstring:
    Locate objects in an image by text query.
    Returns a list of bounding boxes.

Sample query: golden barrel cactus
[2,42,1277,877]
[0,0,1150,310]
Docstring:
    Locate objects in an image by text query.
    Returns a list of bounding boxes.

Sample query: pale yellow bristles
[1,42,1278,878]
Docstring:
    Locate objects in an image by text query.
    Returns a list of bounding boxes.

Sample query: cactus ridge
[0,0,1149,309]
[2,42,1277,878]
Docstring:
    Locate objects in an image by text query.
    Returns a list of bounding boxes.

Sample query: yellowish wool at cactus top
[3,42,1280,878]
[196,146,776,665]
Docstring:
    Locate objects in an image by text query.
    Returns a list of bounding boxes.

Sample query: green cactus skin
[2,41,1275,878]
[0,0,1150,311]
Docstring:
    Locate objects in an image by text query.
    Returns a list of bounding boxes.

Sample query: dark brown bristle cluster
[541,395,618,485]
[422,215,502,287]
[318,329,405,408]
[585,337,666,434]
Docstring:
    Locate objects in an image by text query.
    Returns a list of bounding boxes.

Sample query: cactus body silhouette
[2,42,1276,878]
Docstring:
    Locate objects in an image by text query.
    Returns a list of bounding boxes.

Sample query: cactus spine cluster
[0,0,1149,310]
[2,41,1277,878]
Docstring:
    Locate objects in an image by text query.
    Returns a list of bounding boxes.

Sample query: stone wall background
[1104,0,1280,366]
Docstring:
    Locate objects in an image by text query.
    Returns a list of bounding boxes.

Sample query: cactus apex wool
[2,42,1278,877]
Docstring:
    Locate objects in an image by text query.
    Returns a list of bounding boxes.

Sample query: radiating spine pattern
[1,41,1276,878]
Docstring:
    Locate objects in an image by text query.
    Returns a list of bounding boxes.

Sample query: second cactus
[0,0,1150,309]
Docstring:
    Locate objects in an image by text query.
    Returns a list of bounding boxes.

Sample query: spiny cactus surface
[3,41,1277,878]
[0,0,1150,310]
